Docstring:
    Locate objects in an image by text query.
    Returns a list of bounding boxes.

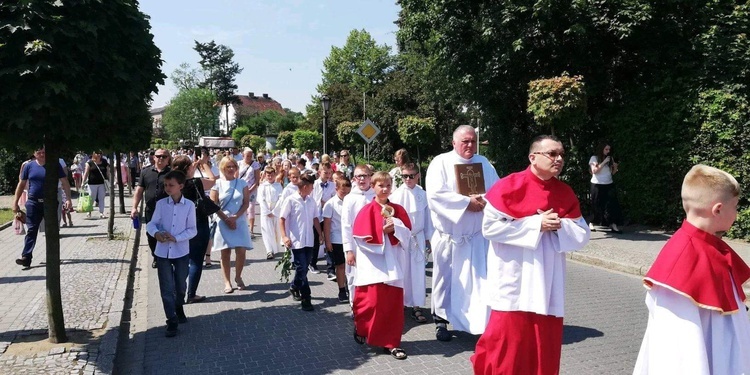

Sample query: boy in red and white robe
[472,136,590,375]
[633,164,750,374]
[348,171,412,360]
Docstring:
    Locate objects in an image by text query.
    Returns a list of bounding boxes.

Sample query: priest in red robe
[471,135,591,375]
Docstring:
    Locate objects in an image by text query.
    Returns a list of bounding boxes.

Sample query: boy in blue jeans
[147,170,197,337]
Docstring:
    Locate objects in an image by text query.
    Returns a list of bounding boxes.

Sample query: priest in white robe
[471,135,590,375]
[426,125,499,340]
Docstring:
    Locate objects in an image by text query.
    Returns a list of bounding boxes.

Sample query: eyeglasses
[402,174,417,180]
[154,155,169,159]
[533,150,566,159]
[353,174,370,179]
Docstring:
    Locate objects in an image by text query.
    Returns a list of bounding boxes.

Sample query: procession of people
[10,126,750,374]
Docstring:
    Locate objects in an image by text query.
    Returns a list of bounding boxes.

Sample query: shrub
[276,131,294,151]
[527,73,587,136]
[232,126,250,144]
[0,146,29,195]
[292,129,322,152]
[240,134,266,153]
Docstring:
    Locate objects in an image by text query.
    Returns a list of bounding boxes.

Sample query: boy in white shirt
[389,163,434,324]
[146,170,197,337]
[279,171,322,312]
[313,162,336,276]
[258,166,283,259]
[323,176,352,303]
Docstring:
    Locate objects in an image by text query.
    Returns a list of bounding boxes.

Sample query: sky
[140,0,401,114]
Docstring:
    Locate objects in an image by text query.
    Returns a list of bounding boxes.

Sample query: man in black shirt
[131,149,171,268]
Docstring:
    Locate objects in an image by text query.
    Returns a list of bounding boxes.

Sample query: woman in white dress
[210,157,253,293]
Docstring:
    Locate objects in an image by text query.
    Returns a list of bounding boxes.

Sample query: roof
[234,94,286,116]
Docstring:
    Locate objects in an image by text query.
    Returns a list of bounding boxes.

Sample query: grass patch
[0,208,14,224]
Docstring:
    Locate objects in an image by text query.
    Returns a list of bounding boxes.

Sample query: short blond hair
[371,171,392,185]
[219,156,238,175]
[681,164,740,212]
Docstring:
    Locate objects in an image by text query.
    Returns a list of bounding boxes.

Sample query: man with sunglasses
[132,149,172,268]
[471,135,590,374]
[425,125,499,341]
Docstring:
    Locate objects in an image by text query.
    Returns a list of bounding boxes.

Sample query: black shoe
[15,257,31,268]
[165,319,178,337]
[151,260,157,269]
[308,264,321,274]
[435,324,452,342]
[301,298,314,311]
[327,272,337,281]
[338,291,349,304]
[289,287,302,301]
[176,306,187,324]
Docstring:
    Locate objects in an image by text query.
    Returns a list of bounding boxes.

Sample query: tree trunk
[108,154,115,239]
[43,141,68,343]
[116,152,125,214]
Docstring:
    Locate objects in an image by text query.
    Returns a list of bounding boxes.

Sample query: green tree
[276,131,294,151]
[240,134,266,153]
[162,88,219,142]
[194,40,242,133]
[318,29,393,95]
[337,121,363,147]
[527,74,587,137]
[0,0,164,342]
[397,116,436,163]
[292,129,322,152]
[170,62,204,91]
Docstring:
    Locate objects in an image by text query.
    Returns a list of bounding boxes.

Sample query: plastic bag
[77,193,93,213]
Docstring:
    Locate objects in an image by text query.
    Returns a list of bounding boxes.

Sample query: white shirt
[279,193,317,249]
[322,195,344,244]
[589,155,613,184]
[313,178,336,219]
[146,196,197,259]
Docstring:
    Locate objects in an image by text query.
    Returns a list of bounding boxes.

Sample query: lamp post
[321,94,331,156]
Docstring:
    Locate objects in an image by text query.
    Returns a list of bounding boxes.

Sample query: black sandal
[384,347,407,360]
[353,327,366,345]
[411,307,428,324]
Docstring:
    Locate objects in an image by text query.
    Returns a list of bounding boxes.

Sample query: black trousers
[590,183,622,226]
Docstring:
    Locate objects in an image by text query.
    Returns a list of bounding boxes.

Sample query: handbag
[193,179,221,217]
[77,192,93,213]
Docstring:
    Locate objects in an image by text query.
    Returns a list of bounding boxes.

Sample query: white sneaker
[588,222,596,232]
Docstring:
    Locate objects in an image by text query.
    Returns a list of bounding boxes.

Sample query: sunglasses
[533,150,566,159]
[402,173,418,180]
[340,154,349,157]
[154,155,169,159]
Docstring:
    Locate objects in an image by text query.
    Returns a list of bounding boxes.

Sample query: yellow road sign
[357,118,380,144]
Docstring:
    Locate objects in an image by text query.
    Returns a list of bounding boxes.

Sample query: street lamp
[321,94,331,156]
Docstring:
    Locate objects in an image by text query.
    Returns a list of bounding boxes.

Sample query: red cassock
[352,200,411,349]
[472,167,582,375]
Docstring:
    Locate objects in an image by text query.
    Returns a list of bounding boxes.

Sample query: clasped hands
[467,194,486,212]
[155,231,176,243]
[222,214,238,230]
[538,208,562,232]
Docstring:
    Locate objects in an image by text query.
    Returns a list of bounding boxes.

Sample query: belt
[28,198,44,203]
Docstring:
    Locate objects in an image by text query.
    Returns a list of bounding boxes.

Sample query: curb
[566,252,650,276]
[94,218,134,375]
[0,221,11,231]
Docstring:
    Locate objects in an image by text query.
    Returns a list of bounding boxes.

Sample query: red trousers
[353,283,404,348]
[471,310,563,375]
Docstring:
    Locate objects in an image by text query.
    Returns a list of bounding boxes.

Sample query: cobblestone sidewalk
[0,197,135,375]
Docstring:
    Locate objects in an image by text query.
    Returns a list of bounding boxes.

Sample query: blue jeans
[22,200,45,261]
[156,255,189,320]
[291,247,313,299]
[187,222,210,299]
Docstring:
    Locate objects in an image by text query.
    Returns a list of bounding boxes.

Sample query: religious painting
[454,163,486,196]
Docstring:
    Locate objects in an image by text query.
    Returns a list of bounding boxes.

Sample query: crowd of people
[9,126,750,373]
